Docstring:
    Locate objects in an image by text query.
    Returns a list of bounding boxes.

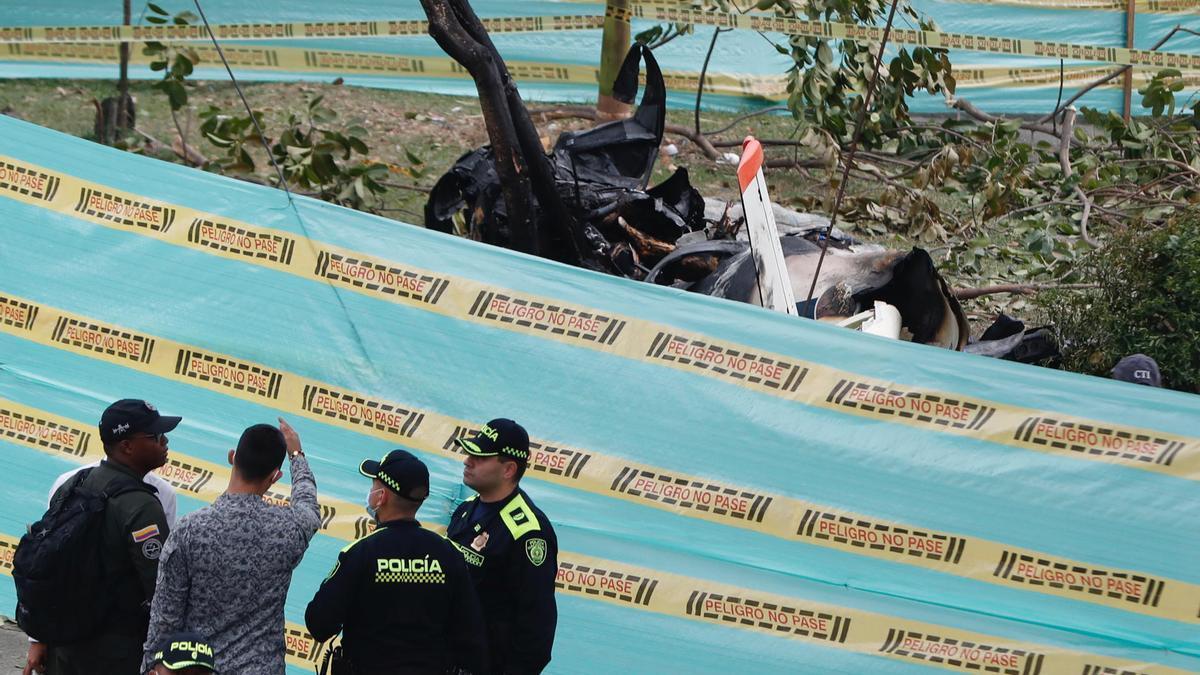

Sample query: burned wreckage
[426,44,1044,357]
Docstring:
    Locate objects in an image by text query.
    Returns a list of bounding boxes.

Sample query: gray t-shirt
[142,455,320,673]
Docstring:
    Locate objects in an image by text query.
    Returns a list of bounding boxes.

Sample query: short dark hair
[234,424,286,481]
[500,455,527,482]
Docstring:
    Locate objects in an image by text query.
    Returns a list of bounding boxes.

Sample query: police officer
[305,449,487,675]
[448,419,558,675]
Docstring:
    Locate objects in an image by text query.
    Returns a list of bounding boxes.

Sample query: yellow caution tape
[0,42,789,98]
[2,6,1198,72]
[1,155,1195,482]
[0,286,1197,624]
[1,41,1194,105]
[0,524,1189,673]
[954,64,1200,88]
[0,530,333,670]
[623,3,1200,71]
[569,0,1199,13]
[937,0,1200,11]
[0,16,605,44]
[0,39,778,100]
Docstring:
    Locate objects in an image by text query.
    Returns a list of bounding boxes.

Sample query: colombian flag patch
[132,524,161,542]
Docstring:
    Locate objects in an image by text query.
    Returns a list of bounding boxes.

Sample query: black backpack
[13,467,146,644]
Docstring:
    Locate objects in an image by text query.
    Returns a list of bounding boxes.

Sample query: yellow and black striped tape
[563,0,1200,13]
[623,3,1200,71]
[0,404,1191,674]
[941,0,1199,11]
[1,41,1194,102]
[0,16,604,44]
[1,6,1197,71]
[1,294,1196,623]
[0,528,334,670]
[0,42,790,98]
[1,155,1195,483]
[0,155,1198,623]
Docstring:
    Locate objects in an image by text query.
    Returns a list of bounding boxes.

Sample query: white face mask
[365,488,384,520]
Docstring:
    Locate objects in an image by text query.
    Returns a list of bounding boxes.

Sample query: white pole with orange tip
[737,136,798,316]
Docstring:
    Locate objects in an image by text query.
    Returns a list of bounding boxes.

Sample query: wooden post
[598,0,632,120]
[1123,0,1134,122]
[117,0,131,130]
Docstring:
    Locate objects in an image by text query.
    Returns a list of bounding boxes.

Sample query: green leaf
[164,80,187,110]
[1034,163,1059,179]
[633,25,663,46]
[313,153,338,181]
[817,41,833,66]
[145,15,167,24]
[146,2,168,15]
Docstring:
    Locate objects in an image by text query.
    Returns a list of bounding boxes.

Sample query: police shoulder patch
[141,538,162,560]
[525,537,547,566]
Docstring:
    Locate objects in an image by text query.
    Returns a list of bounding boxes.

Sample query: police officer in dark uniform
[447,419,558,675]
[27,399,178,675]
[305,449,487,675]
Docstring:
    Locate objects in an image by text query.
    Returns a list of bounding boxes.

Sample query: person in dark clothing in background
[1111,354,1163,388]
[24,399,179,675]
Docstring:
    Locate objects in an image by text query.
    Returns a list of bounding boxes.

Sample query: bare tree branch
[1058,107,1100,248]
[953,283,1099,300]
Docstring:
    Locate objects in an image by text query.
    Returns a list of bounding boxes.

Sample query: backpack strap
[101,472,156,501]
[46,468,97,514]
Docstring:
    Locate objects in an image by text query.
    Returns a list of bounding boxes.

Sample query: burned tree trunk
[420,0,540,255]
[420,0,587,264]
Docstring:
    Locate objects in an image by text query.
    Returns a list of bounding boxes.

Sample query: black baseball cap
[359,449,430,501]
[1111,354,1162,387]
[455,418,530,464]
[152,631,217,672]
[99,399,182,444]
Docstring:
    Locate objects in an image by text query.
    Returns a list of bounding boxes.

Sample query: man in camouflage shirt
[142,418,321,674]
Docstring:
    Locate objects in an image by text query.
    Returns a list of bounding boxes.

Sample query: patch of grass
[0,78,896,223]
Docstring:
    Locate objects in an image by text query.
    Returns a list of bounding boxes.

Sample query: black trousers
[50,632,144,675]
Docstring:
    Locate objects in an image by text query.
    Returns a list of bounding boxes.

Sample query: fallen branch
[1058,107,1100,248]
[702,105,789,137]
[952,282,1099,300]
[765,158,828,170]
[379,181,432,193]
[948,96,1062,139]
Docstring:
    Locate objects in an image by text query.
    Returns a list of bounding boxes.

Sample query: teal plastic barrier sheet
[0,114,1198,673]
